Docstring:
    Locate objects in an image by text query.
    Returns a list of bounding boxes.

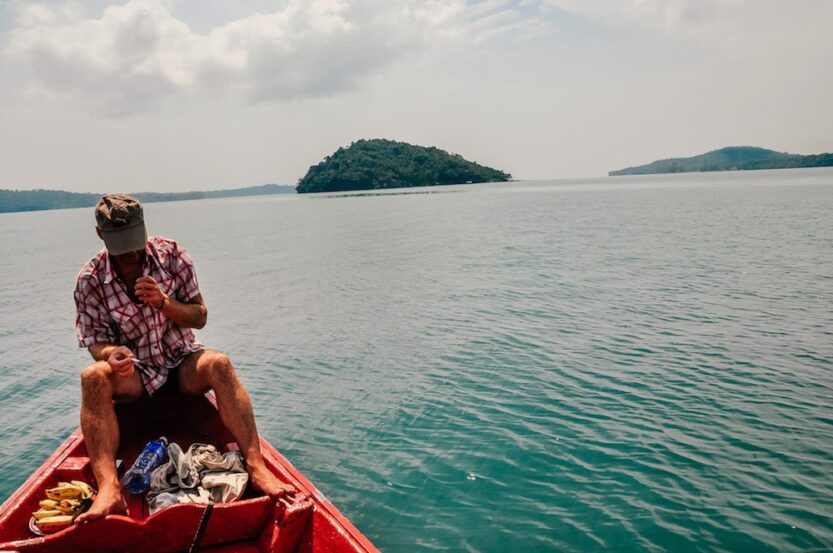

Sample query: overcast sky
[1,0,831,193]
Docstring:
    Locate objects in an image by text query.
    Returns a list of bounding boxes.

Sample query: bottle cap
[158,436,168,445]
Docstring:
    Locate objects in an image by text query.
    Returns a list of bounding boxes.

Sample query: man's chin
[111,250,143,264]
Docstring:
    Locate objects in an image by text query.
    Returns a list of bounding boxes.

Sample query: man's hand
[134,277,207,329]
[135,276,167,309]
[107,346,135,377]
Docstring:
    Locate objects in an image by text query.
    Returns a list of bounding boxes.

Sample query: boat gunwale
[0,429,83,546]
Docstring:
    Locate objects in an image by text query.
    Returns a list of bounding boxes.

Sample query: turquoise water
[1,169,832,552]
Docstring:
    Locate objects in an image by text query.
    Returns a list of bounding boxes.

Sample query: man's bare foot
[250,463,296,498]
[75,485,127,524]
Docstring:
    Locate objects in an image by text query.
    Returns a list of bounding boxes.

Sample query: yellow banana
[32,509,63,520]
[34,515,74,534]
[45,485,84,501]
[57,500,82,514]
[39,499,59,510]
[70,480,95,498]
[32,481,95,534]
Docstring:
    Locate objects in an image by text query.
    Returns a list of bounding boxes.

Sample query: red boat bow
[0,393,378,553]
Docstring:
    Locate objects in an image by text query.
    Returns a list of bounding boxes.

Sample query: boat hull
[0,393,378,553]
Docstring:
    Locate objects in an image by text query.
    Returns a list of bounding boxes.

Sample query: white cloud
[539,0,744,31]
[3,0,541,116]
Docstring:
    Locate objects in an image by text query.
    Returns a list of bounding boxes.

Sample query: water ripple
[2,174,833,551]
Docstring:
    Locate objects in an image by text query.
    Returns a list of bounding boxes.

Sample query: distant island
[609,146,833,176]
[296,139,511,194]
[0,184,295,214]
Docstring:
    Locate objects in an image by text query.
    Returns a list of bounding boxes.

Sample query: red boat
[0,392,379,553]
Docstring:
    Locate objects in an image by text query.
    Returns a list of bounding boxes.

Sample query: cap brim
[101,222,148,255]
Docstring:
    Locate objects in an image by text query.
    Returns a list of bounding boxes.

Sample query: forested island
[0,184,294,214]
[296,139,511,193]
[609,146,833,176]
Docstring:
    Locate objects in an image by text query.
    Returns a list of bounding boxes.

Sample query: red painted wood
[258,495,313,553]
[0,392,379,553]
[255,441,377,553]
[197,542,261,552]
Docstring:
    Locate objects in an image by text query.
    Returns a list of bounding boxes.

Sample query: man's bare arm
[87,344,135,376]
[159,293,208,329]
[134,276,208,329]
[88,343,120,362]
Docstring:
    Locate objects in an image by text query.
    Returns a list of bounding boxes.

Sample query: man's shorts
[148,366,181,397]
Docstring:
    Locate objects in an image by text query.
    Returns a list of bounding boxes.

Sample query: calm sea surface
[1,169,832,552]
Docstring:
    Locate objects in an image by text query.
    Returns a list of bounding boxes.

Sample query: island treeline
[297,139,511,194]
[0,184,295,214]
[609,146,833,176]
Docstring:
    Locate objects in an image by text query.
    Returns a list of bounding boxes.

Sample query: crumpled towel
[147,442,249,514]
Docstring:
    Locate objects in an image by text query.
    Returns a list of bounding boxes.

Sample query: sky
[1,0,831,193]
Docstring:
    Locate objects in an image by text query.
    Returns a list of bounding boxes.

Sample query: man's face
[110,249,143,266]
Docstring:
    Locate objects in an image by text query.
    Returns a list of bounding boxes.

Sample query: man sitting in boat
[73,194,294,522]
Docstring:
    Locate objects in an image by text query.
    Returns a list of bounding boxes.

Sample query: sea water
[1,169,831,552]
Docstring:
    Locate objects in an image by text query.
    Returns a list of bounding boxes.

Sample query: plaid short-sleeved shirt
[75,236,205,395]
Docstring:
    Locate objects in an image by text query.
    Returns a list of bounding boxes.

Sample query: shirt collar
[102,250,116,284]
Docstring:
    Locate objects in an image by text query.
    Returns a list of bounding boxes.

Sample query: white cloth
[147,443,249,514]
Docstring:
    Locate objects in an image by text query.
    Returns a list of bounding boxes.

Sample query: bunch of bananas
[31,481,96,534]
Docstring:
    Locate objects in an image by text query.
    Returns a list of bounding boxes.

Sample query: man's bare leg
[178,350,295,498]
[75,361,143,523]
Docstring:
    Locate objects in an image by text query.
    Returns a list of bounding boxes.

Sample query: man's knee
[80,361,111,388]
[80,361,115,402]
[82,362,143,402]
[204,351,236,385]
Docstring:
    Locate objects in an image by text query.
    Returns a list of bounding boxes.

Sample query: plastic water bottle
[121,437,168,494]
